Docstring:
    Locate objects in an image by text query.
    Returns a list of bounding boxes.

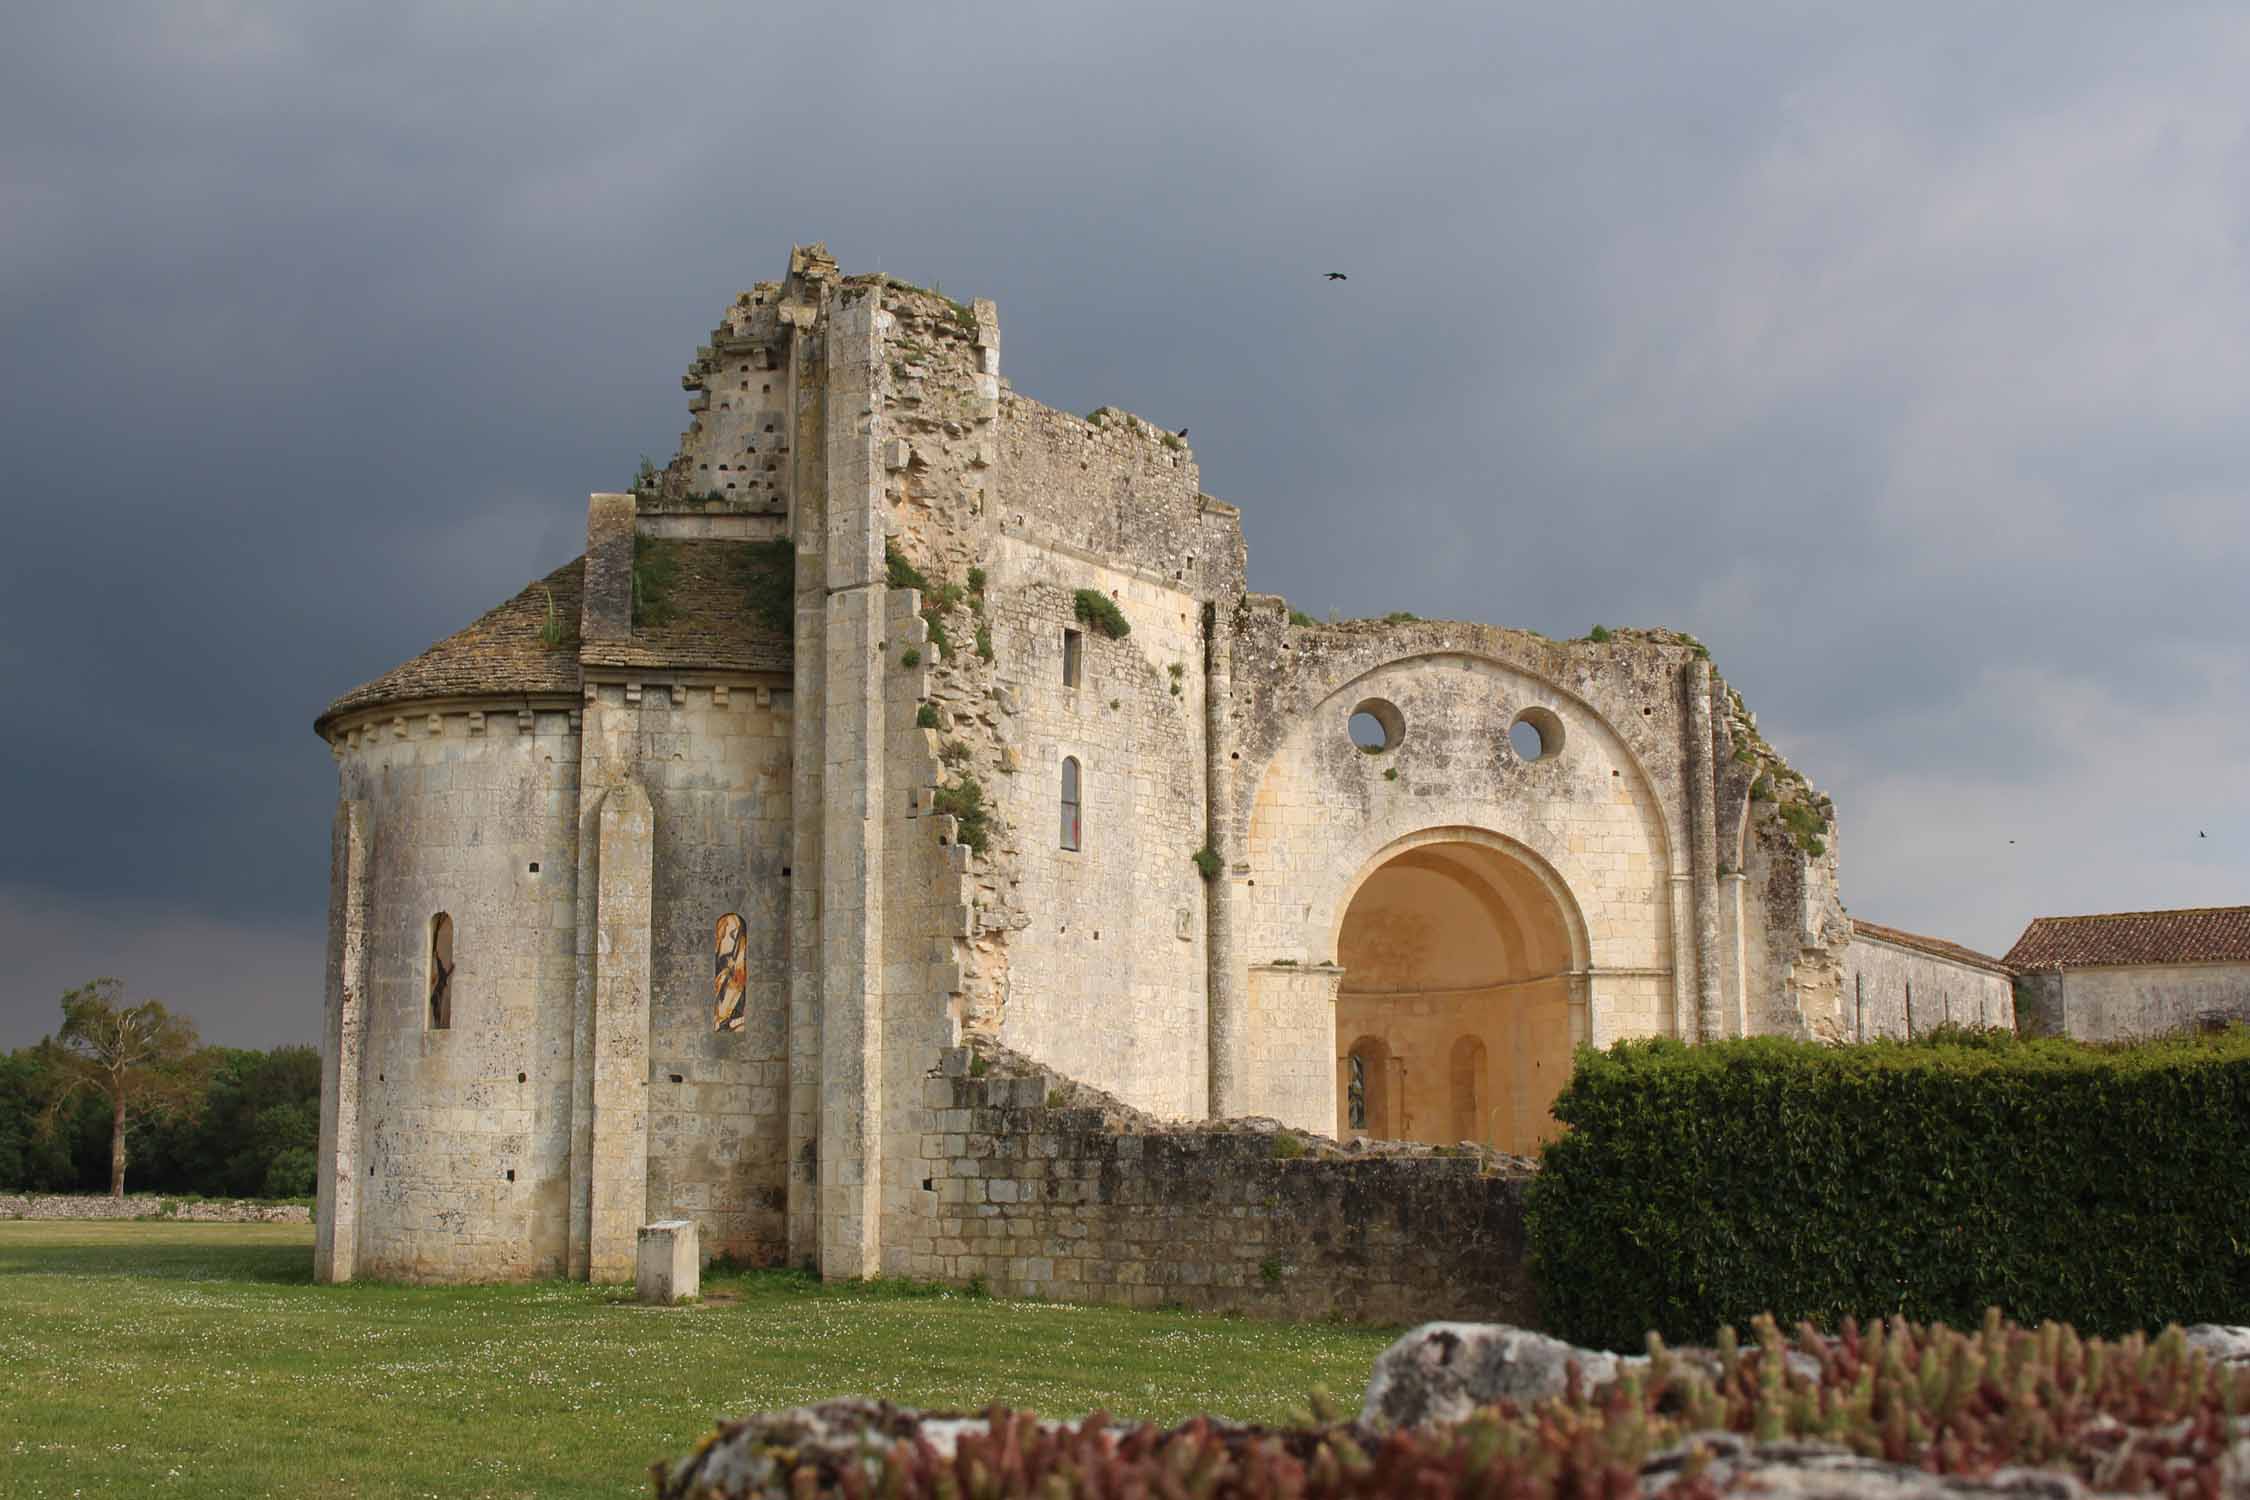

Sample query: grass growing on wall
[0,1222,1391,1500]
[737,537,794,636]
[932,776,992,854]
[631,533,680,627]
[887,542,961,660]
[1073,588,1130,639]
[1525,1027,2250,1351]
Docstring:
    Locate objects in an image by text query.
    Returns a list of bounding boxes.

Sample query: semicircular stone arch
[1318,825,1589,967]
[1322,827,1590,1153]
[1234,651,1683,1133]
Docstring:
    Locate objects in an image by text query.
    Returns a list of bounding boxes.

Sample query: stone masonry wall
[1215,608,1850,1142]
[332,707,583,1281]
[985,397,1230,1114]
[844,278,993,1278]
[906,1047,1537,1326]
[1244,963,1341,1128]
[982,536,1211,1119]
[1716,683,1852,1040]
[996,398,1216,589]
[1228,620,1679,1046]
[1842,933,2015,1040]
[0,1195,311,1223]
[663,284,794,519]
[2015,962,2250,1041]
[626,682,795,1262]
[866,288,1231,1127]
[880,587,974,1278]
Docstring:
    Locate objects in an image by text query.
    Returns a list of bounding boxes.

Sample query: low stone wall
[1842,922,2015,1039]
[0,1193,310,1224]
[906,1047,1536,1325]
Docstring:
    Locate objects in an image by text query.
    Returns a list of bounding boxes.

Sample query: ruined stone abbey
[311,245,2009,1296]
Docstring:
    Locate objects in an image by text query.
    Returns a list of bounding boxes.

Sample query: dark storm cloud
[2,2,2244,1045]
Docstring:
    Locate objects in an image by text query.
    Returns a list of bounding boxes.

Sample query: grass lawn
[0,1221,1396,1499]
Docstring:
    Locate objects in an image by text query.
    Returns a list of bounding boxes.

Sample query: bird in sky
[2200,831,2208,838]
[1324,272,1348,281]
[1176,427,1188,438]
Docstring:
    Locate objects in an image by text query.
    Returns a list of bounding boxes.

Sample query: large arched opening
[1332,837,1579,1154]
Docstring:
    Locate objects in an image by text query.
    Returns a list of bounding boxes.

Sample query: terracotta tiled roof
[1850,918,2013,975]
[315,540,793,735]
[2003,907,2250,970]
[316,558,585,732]
[578,539,792,676]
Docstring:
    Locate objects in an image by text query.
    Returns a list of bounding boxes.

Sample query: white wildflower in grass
[0,1221,1392,1499]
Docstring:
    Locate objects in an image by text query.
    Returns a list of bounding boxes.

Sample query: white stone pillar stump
[636,1219,699,1304]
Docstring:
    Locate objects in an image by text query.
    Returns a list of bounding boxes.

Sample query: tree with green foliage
[39,980,205,1197]
[132,1044,320,1198]
[0,1051,76,1189]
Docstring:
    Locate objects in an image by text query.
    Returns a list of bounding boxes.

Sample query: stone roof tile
[578,538,792,675]
[315,539,793,734]
[316,558,583,732]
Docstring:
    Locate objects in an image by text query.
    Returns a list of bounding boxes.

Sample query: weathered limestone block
[1359,1322,1636,1426]
[1359,1322,1827,1429]
[2186,1325,2250,1368]
[636,1219,698,1304]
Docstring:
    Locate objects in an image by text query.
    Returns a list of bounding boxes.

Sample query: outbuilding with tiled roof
[2006,906,2250,1041]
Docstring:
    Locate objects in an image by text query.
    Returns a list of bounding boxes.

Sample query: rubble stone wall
[0,1195,311,1223]
[905,1050,1536,1325]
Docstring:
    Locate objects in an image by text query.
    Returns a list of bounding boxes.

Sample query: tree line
[0,979,318,1200]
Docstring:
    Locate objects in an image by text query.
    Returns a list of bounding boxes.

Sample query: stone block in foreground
[636,1219,698,1304]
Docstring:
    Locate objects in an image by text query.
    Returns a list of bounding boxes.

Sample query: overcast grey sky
[3,3,2243,1048]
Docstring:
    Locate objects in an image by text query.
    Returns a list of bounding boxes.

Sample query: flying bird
[2200,831,2208,838]
[1324,272,1348,281]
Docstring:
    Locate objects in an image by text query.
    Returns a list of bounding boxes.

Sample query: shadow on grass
[0,1226,315,1286]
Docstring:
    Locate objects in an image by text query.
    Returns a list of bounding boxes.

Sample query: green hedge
[1525,1027,2250,1350]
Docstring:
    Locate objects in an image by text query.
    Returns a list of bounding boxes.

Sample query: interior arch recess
[1332,838,1577,1154]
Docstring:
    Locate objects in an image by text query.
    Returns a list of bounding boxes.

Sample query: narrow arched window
[1342,1035,1391,1138]
[428,913,454,1030]
[1059,757,1082,851]
[713,913,748,1033]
